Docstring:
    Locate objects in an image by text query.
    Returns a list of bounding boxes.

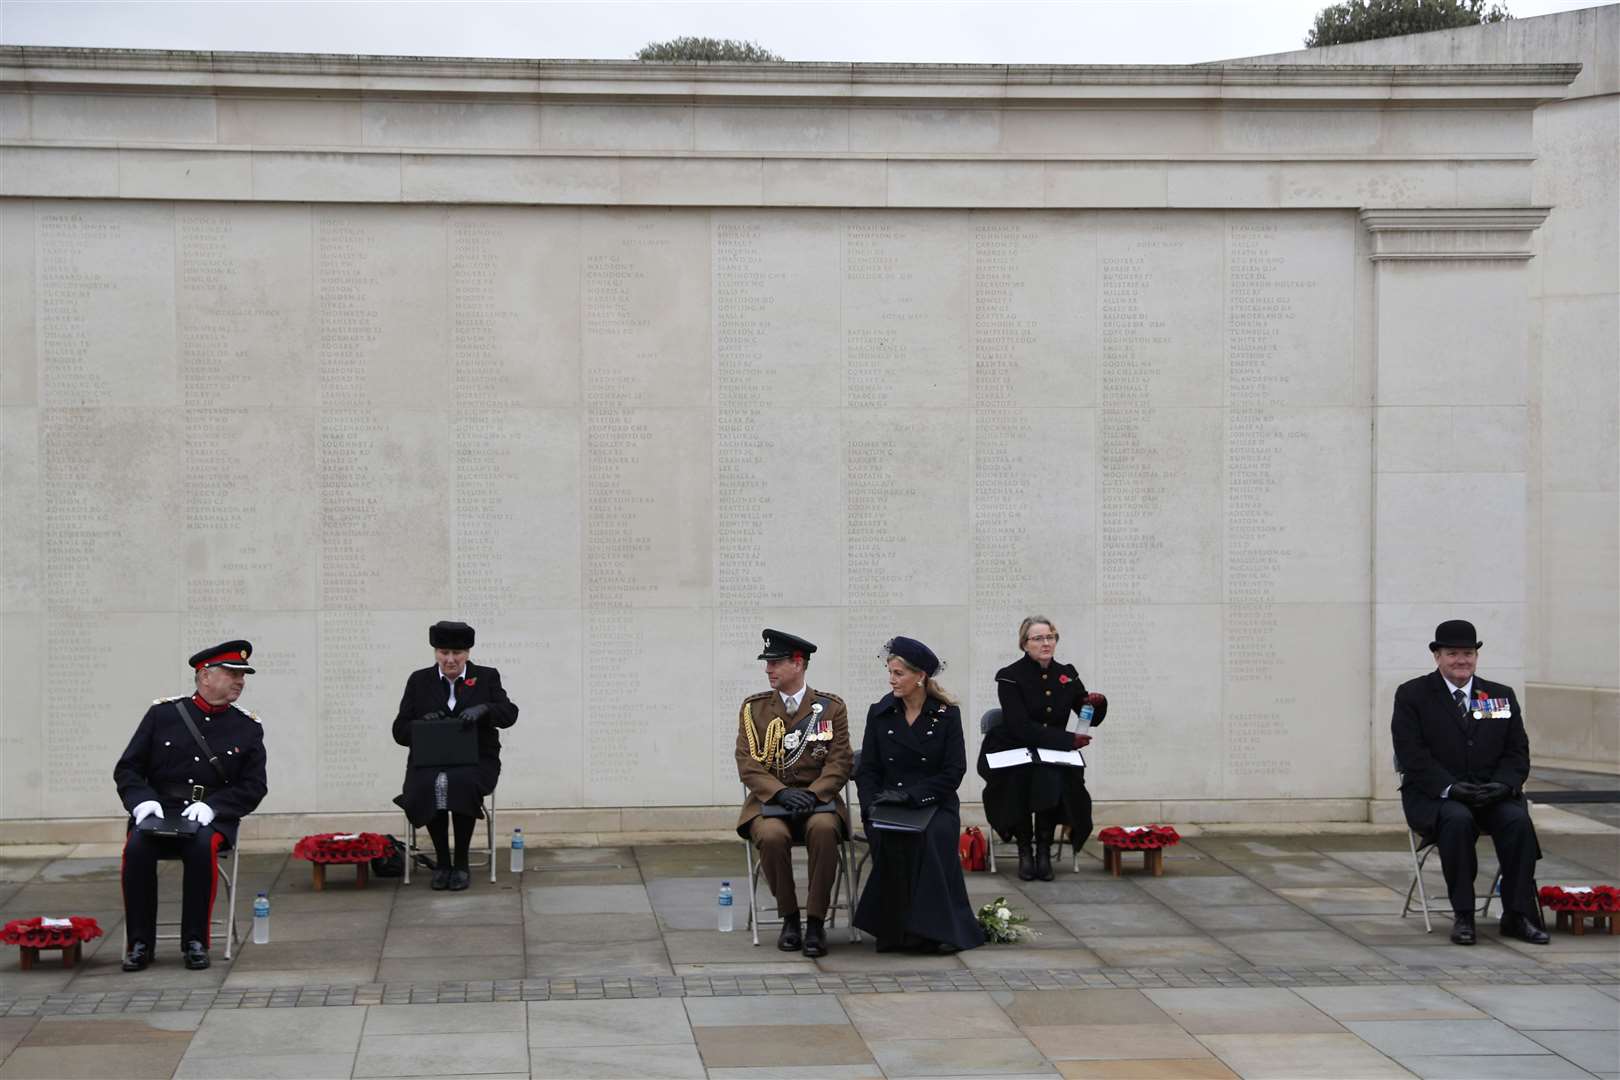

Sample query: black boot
[1014,830,1036,881]
[777,911,802,951]
[802,915,827,958]
[1034,828,1055,881]
[183,939,210,970]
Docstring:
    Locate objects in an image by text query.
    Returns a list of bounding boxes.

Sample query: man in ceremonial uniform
[735,629,851,957]
[114,640,269,971]
[1392,620,1547,946]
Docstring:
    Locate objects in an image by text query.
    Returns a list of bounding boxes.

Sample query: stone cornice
[0,46,1582,106]
[1360,207,1551,260]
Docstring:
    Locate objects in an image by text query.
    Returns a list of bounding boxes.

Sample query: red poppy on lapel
[464,677,477,687]
[1058,674,1071,684]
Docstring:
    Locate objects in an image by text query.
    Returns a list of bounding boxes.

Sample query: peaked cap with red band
[188,639,255,673]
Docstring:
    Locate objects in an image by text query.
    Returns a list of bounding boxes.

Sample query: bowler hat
[1429,619,1482,651]
[429,621,475,650]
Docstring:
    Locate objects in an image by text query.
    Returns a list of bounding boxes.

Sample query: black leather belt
[159,783,211,803]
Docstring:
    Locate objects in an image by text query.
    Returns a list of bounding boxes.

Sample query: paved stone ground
[1,821,1615,1078]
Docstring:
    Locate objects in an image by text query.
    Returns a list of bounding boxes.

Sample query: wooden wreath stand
[1545,909,1617,936]
[18,940,82,970]
[310,860,369,891]
[1102,844,1166,877]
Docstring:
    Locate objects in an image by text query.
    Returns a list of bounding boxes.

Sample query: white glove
[181,801,215,827]
[131,800,163,824]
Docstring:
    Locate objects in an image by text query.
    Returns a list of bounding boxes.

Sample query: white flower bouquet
[976,896,1038,944]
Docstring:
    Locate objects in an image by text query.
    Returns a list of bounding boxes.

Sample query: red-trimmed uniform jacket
[114,696,269,847]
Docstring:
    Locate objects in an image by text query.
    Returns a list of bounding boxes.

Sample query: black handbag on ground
[370,834,407,877]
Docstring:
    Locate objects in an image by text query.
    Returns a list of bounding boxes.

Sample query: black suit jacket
[1391,670,1529,833]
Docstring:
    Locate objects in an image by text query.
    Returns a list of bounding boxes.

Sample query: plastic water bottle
[510,828,525,874]
[1079,703,1095,727]
[717,881,734,932]
[252,892,270,945]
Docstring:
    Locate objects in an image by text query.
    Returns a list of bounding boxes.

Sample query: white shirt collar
[780,688,804,714]
[1442,674,1474,699]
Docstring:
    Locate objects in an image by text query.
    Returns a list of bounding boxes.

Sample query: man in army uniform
[735,629,851,957]
[114,640,269,971]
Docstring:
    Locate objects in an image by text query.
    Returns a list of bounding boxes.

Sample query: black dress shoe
[449,866,471,891]
[121,941,151,972]
[1500,911,1550,945]
[802,916,827,958]
[183,940,210,970]
[1450,914,1477,945]
[777,911,802,951]
[1015,841,1036,882]
[430,865,451,890]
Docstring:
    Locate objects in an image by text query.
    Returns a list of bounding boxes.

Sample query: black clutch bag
[868,804,937,833]
[136,814,200,839]
[411,718,479,767]
[760,800,839,819]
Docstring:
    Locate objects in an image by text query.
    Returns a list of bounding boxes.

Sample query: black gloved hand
[458,703,490,730]
[773,788,817,813]
[1448,781,1486,806]
[873,789,913,806]
[420,710,447,724]
[1477,781,1512,805]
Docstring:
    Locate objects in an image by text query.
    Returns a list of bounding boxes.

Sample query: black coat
[854,694,965,820]
[853,694,982,951]
[114,696,268,847]
[1392,670,1531,835]
[977,653,1107,841]
[392,662,517,824]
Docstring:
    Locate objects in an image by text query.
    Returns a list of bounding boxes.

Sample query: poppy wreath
[1097,825,1181,851]
[293,832,392,864]
[1538,885,1620,913]
[1,916,104,948]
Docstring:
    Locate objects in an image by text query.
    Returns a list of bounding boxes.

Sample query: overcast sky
[0,0,1605,65]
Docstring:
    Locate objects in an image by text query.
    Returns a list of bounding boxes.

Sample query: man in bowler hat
[1392,620,1547,946]
[114,640,269,970]
[734,629,851,957]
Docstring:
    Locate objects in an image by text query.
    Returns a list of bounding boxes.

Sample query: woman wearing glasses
[979,616,1107,881]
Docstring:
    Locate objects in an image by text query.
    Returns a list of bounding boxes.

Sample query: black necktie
[1453,688,1467,715]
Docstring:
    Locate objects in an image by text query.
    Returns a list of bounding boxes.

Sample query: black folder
[412,718,479,767]
[868,804,938,833]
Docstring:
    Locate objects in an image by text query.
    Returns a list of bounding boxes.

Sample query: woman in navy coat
[392,621,518,890]
[853,637,983,953]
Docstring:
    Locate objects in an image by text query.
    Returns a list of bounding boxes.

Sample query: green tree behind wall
[636,37,783,62]
[1306,0,1511,47]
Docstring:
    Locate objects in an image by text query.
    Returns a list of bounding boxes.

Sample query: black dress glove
[1448,781,1486,806]
[420,710,447,724]
[873,789,914,806]
[458,703,490,730]
[773,788,817,813]
[1478,781,1513,805]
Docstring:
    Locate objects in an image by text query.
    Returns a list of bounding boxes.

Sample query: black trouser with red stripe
[122,826,225,950]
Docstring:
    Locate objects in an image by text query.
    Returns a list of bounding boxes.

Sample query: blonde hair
[887,654,958,706]
[1018,615,1059,650]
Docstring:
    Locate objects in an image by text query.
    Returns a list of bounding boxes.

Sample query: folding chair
[403,792,497,885]
[979,709,1079,874]
[1403,827,1503,932]
[150,842,242,961]
[1393,754,1503,932]
[742,784,860,946]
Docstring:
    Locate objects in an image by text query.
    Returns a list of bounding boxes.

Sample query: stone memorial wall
[0,46,1585,832]
[2,198,1371,819]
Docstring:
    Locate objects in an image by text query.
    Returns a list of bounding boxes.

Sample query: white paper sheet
[985,747,1034,769]
[1035,748,1086,767]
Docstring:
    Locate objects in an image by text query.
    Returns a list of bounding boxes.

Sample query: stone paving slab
[2,831,1618,1078]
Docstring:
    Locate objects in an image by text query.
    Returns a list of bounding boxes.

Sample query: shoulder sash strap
[172,702,231,788]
